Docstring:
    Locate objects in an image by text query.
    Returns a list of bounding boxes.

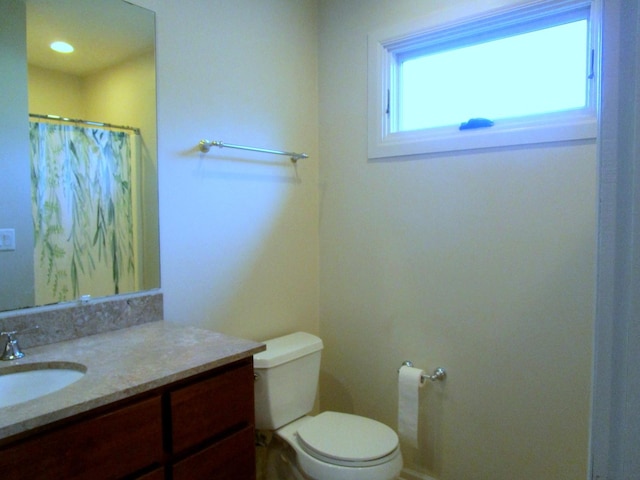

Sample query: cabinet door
[135,468,165,480]
[172,425,255,480]
[170,360,254,453]
[0,396,163,480]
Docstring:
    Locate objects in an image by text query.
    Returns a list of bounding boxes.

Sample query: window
[368,0,599,159]
[399,20,589,131]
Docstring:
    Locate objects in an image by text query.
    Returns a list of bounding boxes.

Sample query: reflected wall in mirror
[0,0,159,313]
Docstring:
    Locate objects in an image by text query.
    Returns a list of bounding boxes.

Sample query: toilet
[254,332,403,480]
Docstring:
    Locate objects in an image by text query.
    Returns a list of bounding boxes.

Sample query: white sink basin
[0,363,86,408]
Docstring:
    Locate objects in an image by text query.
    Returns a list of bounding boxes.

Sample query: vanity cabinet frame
[0,358,256,480]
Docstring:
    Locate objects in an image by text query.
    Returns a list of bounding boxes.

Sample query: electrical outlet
[0,229,16,251]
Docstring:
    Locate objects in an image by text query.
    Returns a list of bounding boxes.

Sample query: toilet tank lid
[254,332,323,368]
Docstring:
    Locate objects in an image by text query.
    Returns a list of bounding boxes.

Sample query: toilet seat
[296,412,399,467]
[275,414,403,480]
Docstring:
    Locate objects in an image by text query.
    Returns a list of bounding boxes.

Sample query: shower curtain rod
[199,139,309,163]
[29,113,140,134]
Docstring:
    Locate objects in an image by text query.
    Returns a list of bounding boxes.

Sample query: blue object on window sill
[459,118,494,130]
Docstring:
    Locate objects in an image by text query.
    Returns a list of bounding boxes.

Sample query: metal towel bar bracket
[399,361,446,383]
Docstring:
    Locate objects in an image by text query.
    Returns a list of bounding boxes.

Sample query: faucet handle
[0,326,39,361]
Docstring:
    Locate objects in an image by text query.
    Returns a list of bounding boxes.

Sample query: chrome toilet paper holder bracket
[399,361,446,383]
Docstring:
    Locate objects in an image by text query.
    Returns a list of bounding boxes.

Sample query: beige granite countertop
[0,321,265,441]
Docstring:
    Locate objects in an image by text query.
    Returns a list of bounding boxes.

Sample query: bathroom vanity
[0,322,265,479]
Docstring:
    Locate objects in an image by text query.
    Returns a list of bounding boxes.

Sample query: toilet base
[258,433,307,480]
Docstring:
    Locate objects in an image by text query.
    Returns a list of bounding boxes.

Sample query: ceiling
[26,0,155,77]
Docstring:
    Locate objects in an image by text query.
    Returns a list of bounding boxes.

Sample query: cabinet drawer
[0,396,163,480]
[172,425,255,480]
[170,360,254,453]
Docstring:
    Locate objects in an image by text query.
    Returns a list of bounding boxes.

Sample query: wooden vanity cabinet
[170,358,256,479]
[0,396,163,479]
[173,426,255,480]
[0,358,256,480]
[171,357,254,452]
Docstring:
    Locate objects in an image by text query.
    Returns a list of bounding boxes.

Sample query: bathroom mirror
[0,0,159,312]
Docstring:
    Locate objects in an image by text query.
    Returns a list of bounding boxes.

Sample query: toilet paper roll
[398,365,424,448]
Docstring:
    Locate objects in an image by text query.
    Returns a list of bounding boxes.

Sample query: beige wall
[2,2,598,476]
[317,1,596,480]
[116,0,593,478]
[132,0,320,342]
[28,65,85,118]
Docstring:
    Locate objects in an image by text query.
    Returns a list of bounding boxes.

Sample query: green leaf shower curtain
[30,122,138,305]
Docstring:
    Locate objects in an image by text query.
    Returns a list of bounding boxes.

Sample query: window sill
[367,110,597,159]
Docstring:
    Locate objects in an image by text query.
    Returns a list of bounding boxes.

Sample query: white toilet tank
[254,332,323,430]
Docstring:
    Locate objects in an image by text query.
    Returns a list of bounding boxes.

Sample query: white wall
[591,0,640,478]
[317,1,596,479]
[0,0,34,310]
[132,0,320,341]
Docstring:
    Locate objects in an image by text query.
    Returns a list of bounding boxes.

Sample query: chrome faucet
[0,327,39,361]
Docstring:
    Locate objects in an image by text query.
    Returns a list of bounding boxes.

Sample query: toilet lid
[296,411,398,465]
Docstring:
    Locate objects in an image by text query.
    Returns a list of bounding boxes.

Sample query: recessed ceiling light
[50,41,74,53]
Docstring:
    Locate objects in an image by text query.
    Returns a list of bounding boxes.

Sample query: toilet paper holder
[399,361,446,383]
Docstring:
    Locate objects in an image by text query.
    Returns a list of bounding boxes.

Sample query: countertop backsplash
[0,291,163,349]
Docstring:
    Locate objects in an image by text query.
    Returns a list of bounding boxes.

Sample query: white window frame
[367,0,600,159]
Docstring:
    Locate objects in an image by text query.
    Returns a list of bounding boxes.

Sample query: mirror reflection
[0,0,159,312]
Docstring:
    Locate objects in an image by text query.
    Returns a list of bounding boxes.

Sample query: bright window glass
[399,20,589,131]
